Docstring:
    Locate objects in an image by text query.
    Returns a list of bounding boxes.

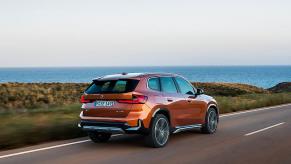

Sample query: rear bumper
[78,119,146,134]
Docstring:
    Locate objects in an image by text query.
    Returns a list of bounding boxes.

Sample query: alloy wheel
[154,117,169,146]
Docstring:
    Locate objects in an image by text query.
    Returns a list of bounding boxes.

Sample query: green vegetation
[216,93,291,114]
[0,82,290,150]
[0,104,85,150]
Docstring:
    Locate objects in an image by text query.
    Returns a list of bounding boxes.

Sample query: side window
[175,77,195,95]
[160,77,178,93]
[148,77,160,91]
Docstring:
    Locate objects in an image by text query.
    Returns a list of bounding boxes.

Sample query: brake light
[117,94,148,104]
[80,95,94,103]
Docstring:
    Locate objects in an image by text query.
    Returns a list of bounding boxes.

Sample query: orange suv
[79,73,219,147]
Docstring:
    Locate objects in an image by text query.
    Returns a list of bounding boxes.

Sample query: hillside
[268,82,291,93]
[192,82,268,96]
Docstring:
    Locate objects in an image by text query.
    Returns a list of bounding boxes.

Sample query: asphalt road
[1,104,291,164]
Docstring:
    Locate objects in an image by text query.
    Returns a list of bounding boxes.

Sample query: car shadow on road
[86,130,204,148]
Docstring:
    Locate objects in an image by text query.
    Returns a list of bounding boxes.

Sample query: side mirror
[196,88,204,95]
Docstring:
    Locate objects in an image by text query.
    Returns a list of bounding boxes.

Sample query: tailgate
[82,93,134,118]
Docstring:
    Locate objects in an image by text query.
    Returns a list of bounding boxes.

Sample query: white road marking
[0,134,122,159]
[220,103,291,118]
[0,103,290,160]
[244,122,285,136]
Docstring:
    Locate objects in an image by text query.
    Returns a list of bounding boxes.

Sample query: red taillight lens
[117,94,148,104]
[80,95,94,103]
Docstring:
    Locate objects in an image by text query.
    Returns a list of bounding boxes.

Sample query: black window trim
[172,76,182,93]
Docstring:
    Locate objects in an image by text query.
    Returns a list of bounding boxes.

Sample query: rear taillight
[80,95,94,103]
[117,94,148,104]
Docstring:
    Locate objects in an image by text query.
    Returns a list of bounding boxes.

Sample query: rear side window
[148,77,160,91]
[85,79,139,94]
[160,77,178,93]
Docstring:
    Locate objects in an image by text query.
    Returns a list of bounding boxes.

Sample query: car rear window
[85,79,139,94]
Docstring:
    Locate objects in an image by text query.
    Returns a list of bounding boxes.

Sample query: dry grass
[0,83,89,111]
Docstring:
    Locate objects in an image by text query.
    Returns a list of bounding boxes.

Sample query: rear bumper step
[82,126,125,133]
[78,120,143,134]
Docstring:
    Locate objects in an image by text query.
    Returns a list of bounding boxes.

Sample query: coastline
[1,66,290,88]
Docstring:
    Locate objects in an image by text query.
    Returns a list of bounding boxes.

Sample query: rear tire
[201,108,218,134]
[88,132,111,143]
[145,114,170,148]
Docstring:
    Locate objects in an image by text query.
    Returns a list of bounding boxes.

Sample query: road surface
[1,104,291,164]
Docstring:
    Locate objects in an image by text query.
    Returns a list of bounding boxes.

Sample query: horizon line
[0,64,290,68]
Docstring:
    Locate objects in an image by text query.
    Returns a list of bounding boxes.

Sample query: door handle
[188,95,196,99]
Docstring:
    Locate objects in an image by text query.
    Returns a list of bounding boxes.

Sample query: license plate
[95,101,115,107]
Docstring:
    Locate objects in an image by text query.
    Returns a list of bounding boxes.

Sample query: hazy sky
[0,0,290,67]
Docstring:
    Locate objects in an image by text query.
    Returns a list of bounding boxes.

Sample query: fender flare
[152,108,170,117]
[207,103,219,121]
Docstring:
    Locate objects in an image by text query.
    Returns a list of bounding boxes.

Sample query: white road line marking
[244,122,285,136]
[0,134,122,159]
[220,103,291,118]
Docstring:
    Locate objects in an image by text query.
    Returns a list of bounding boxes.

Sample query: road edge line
[220,103,291,118]
[0,134,122,159]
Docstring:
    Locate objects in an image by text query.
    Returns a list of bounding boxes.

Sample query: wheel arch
[152,108,171,126]
[207,103,219,122]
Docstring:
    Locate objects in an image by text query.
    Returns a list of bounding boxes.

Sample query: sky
[0,0,291,67]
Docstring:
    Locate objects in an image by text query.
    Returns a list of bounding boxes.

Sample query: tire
[145,114,170,148]
[88,132,111,143]
[201,108,218,134]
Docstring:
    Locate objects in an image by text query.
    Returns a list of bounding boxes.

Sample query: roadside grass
[0,104,85,150]
[216,93,291,113]
[0,92,291,150]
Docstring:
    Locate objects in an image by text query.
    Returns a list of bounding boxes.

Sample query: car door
[174,76,204,125]
[159,76,193,126]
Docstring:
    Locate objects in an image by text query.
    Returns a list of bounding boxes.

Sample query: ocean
[0,66,290,88]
